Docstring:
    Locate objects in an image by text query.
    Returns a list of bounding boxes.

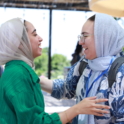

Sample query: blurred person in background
[70,41,84,66]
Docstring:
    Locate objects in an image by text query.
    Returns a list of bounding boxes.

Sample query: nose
[78,40,82,45]
[39,36,43,42]
[79,40,84,45]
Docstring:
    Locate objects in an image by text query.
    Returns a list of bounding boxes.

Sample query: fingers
[91,108,109,116]
[93,108,109,114]
[92,112,104,116]
[87,97,108,103]
[88,96,97,100]
[95,104,110,109]
[95,98,108,103]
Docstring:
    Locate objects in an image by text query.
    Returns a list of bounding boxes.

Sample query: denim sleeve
[109,64,124,123]
[51,61,81,99]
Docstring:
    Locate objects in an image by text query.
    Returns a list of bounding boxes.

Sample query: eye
[83,35,88,37]
[34,34,37,36]
[83,34,88,38]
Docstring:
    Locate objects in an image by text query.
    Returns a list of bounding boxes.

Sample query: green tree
[34,47,71,79]
[34,47,48,76]
[51,54,70,79]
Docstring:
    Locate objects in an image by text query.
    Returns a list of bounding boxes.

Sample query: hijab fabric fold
[0,18,34,68]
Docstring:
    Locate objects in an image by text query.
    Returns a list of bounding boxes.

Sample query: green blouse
[0,60,62,124]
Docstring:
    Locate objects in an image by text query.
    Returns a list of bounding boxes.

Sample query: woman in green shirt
[0,18,110,124]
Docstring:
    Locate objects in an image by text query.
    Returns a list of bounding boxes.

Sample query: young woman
[40,13,124,124]
[0,18,109,124]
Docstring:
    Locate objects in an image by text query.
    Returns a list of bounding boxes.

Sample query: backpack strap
[108,57,124,88]
[79,60,88,75]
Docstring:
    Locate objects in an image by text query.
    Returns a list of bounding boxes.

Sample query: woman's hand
[59,96,110,124]
[75,96,110,116]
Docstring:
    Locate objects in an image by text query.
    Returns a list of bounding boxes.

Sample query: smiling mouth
[39,44,42,48]
[83,48,88,55]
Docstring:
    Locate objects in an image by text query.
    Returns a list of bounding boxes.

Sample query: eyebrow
[81,32,89,34]
[32,29,36,34]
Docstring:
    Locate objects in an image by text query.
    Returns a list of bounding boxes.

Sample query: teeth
[39,45,42,48]
[83,49,86,55]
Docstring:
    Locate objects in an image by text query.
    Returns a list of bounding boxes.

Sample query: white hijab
[78,13,124,124]
[0,18,34,68]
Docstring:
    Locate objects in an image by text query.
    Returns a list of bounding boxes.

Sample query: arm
[59,97,110,124]
[10,91,109,124]
[39,76,53,94]
[9,91,62,124]
[40,62,81,99]
[7,71,110,124]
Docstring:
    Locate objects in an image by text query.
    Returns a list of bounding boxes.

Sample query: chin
[38,53,42,57]
[85,55,96,60]
[84,55,89,60]
[39,52,42,56]
[34,53,42,58]
[85,57,92,60]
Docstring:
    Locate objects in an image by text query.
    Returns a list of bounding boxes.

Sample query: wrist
[72,104,80,115]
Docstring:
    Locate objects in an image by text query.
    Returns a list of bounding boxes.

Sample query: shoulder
[3,63,30,78]
[1,63,30,88]
[0,61,37,95]
[3,60,36,78]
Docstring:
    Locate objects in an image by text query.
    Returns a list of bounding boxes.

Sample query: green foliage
[34,47,71,79]
[34,47,48,76]
[122,47,124,52]
[51,54,70,79]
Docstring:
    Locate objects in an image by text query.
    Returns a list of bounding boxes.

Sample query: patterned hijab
[77,13,124,124]
[0,18,34,68]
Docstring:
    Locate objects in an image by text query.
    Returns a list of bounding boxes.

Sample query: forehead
[25,21,35,33]
[82,20,94,33]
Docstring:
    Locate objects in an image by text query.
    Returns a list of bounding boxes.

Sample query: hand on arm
[58,96,110,124]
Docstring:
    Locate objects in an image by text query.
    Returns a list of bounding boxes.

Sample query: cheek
[85,39,97,59]
[89,41,97,59]
[91,46,97,57]
[30,39,34,48]
[30,38,37,48]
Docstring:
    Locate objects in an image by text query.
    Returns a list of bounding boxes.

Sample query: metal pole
[48,9,52,79]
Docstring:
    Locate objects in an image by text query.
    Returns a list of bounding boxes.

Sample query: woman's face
[25,21,43,58]
[79,20,97,60]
